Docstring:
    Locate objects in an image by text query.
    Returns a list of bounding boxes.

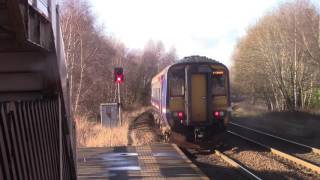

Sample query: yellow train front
[151,56,231,142]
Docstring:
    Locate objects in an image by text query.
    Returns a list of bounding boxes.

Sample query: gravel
[222,133,319,180]
[128,111,320,179]
[185,149,249,180]
[128,111,160,145]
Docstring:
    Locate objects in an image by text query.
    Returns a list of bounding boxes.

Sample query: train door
[191,74,207,122]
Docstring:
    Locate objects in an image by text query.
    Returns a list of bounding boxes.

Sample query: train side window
[212,73,226,96]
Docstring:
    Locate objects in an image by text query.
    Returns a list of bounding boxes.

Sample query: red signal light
[116,75,123,83]
[114,67,124,83]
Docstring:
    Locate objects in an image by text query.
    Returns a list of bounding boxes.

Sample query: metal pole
[117,83,122,126]
[58,96,63,180]
[100,105,102,126]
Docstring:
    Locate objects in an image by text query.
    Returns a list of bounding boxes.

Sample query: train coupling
[194,127,205,142]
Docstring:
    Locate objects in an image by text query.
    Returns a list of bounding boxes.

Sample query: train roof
[151,66,170,84]
[174,55,224,66]
[152,55,227,84]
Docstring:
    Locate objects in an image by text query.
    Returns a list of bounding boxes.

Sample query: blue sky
[87,0,292,67]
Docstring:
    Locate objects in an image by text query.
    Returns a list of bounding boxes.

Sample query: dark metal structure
[0,0,76,179]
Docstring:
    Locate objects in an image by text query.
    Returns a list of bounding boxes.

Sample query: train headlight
[172,111,184,124]
[178,112,184,119]
[172,111,184,119]
[178,111,184,124]
[214,111,225,118]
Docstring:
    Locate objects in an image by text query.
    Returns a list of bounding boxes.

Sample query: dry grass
[130,130,158,146]
[76,116,129,147]
[76,106,151,147]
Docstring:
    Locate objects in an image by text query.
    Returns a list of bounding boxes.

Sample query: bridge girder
[0,0,53,52]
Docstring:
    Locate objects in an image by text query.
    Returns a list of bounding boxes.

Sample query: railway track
[228,122,320,175]
[182,147,255,180]
[136,111,319,179]
[213,149,262,180]
[183,133,316,180]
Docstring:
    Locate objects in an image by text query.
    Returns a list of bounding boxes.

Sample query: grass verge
[75,106,151,147]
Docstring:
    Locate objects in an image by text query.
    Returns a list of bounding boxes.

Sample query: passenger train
[151,56,231,142]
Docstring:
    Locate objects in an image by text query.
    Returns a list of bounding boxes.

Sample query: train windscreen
[212,71,226,96]
[169,68,185,97]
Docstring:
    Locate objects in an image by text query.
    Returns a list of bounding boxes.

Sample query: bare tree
[60,0,177,118]
[232,0,320,111]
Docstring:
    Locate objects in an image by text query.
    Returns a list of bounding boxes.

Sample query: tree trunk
[293,12,298,111]
[74,38,84,115]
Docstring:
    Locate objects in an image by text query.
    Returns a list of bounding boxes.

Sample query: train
[151,55,231,142]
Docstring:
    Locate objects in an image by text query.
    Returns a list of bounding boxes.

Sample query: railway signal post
[114,67,124,125]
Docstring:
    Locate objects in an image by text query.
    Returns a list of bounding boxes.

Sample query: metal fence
[0,99,76,180]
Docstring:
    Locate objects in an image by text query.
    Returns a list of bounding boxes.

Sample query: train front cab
[167,63,230,141]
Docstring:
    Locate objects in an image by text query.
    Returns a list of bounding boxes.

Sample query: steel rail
[229,122,320,155]
[227,130,320,175]
[214,149,263,180]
